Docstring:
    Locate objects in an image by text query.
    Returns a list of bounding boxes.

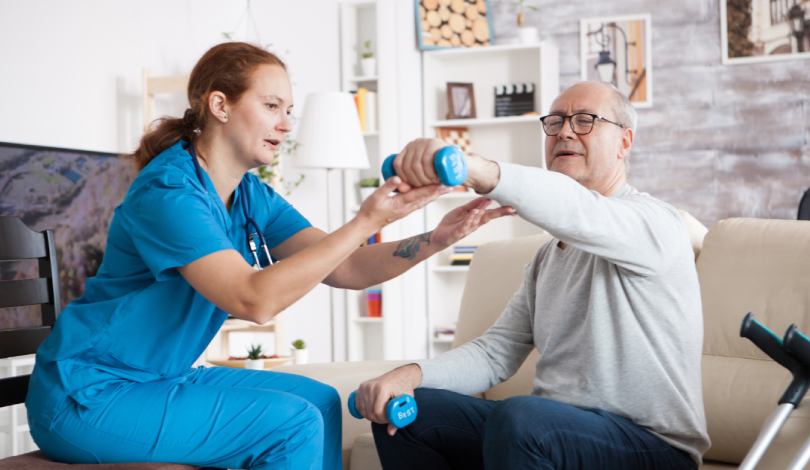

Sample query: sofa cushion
[0,452,197,470]
[698,218,810,463]
[349,434,383,470]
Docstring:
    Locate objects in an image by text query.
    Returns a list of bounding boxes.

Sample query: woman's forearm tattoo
[393,232,432,260]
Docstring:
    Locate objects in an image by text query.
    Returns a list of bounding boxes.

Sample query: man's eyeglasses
[538,113,624,136]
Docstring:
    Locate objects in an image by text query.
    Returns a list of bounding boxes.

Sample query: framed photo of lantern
[579,14,653,108]
[415,0,494,50]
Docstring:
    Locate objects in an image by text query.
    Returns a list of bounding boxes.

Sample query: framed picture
[415,0,494,50]
[580,14,653,108]
[720,0,810,65]
[447,83,476,119]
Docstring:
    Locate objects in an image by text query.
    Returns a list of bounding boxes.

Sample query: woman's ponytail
[126,42,286,172]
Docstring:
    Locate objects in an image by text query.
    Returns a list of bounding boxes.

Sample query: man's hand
[431,197,516,251]
[393,139,501,194]
[355,364,423,436]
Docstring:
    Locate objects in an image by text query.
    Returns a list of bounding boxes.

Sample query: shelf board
[433,336,455,343]
[349,75,378,82]
[354,317,383,323]
[424,42,543,57]
[432,266,469,273]
[363,131,379,137]
[428,115,540,128]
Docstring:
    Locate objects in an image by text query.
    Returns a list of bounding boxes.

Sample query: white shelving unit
[339,0,405,362]
[423,42,559,358]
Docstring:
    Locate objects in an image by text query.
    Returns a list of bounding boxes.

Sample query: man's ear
[208,91,229,123]
[618,127,634,161]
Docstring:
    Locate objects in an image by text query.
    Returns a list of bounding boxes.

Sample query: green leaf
[247,343,263,360]
[292,339,307,349]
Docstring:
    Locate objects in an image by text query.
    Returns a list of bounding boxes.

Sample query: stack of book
[352,88,378,133]
[434,324,456,340]
[449,243,479,266]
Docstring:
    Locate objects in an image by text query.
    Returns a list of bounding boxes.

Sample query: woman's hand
[430,197,517,251]
[356,176,452,234]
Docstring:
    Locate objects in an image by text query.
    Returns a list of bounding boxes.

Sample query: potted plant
[513,0,539,44]
[245,344,265,370]
[361,40,376,77]
[358,178,380,201]
[291,339,308,365]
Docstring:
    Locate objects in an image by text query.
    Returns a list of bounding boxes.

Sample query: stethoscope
[188,142,273,270]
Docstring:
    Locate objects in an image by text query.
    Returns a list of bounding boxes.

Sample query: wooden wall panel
[490,0,810,226]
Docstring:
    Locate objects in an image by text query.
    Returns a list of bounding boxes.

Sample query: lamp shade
[293,92,370,170]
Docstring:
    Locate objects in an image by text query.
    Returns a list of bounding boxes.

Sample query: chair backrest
[0,216,61,408]
[698,218,810,464]
[453,210,708,401]
[798,188,810,221]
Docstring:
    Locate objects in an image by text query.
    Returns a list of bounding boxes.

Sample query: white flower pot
[359,187,377,200]
[518,27,539,45]
[292,348,308,365]
[244,358,265,370]
[361,57,376,77]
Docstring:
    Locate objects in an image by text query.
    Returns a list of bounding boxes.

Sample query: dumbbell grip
[741,313,810,405]
[382,146,467,187]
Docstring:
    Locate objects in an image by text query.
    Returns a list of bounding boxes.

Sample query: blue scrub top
[26,140,311,426]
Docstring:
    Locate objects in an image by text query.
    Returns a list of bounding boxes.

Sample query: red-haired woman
[25,42,512,469]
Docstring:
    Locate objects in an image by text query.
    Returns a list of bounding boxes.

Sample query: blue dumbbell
[348,390,418,428]
[382,146,468,187]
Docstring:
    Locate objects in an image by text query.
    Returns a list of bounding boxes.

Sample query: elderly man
[354,81,710,470]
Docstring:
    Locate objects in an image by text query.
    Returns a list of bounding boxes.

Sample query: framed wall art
[580,14,653,108]
[416,0,493,50]
[720,0,810,64]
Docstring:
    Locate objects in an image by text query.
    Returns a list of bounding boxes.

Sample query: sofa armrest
[274,360,413,468]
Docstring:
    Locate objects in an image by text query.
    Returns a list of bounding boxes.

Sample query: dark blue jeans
[371,389,697,470]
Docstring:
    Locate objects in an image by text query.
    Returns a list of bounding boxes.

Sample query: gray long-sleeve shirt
[417,162,711,464]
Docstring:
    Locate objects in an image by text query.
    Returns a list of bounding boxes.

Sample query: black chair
[0,216,196,469]
[799,188,810,221]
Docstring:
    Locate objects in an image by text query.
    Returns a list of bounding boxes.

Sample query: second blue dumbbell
[348,390,418,428]
[382,145,468,187]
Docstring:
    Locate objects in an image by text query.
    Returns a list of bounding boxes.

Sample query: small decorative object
[245,344,265,370]
[361,40,377,76]
[580,14,653,108]
[415,0,493,50]
[513,0,539,44]
[446,82,476,119]
[494,84,536,117]
[720,0,810,64]
[291,339,308,365]
[366,287,382,317]
[358,178,380,200]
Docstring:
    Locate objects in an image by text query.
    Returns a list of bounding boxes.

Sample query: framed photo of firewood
[416,0,494,50]
[447,82,476,119]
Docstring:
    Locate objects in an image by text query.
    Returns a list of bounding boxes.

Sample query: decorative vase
[361,57,376,77]
[518,27,539,44]
[244,358,265,370]
[292,348,308,365]
[359,187,376,200]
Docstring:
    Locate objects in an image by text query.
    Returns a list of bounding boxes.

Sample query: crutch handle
[785,324,810,370]
[740,313,810,406]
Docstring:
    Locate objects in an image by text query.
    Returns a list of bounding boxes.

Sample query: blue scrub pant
[28,366,341,469]
[372,389,697,470]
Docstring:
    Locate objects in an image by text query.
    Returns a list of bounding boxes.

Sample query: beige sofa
[279,216,810,469]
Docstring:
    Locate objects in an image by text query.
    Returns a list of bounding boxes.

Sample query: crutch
[738,313,810,470]
[783,324,810,470]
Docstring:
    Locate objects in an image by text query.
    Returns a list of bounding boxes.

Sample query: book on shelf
[434,323,456,337]
[351,88,377,133]
[449,243,480,265]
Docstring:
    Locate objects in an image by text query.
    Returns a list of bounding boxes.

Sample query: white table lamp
[293,92,370,362]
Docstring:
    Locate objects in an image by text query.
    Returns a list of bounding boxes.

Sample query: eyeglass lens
[542,114,596,136]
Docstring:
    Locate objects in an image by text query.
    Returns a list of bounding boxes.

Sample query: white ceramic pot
[244,358,265,370]
[292,348,309,365]
[518,27,539,44]
[361,57,376,77]
[359,187,377,200]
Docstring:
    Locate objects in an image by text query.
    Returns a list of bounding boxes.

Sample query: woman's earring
[221,115,227,120]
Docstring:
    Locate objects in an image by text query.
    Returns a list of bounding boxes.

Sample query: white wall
[0,0,350,366]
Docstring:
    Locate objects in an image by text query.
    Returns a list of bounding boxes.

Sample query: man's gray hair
[596,81,637,133]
